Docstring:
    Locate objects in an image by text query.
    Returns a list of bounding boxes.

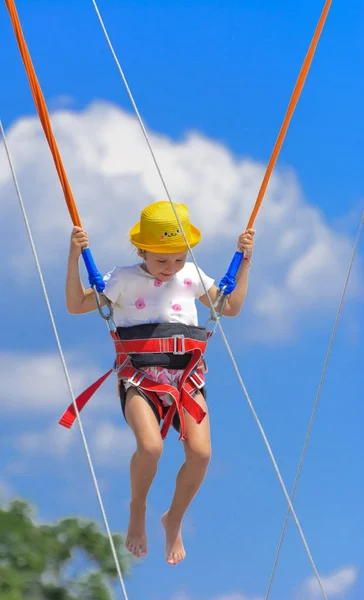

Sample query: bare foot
[162,511,186,565]
[126,503,148,559]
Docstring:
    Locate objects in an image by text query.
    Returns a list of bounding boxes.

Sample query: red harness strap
[59,330,210,441]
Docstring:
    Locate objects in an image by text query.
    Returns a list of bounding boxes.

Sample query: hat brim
[129,222,201,253]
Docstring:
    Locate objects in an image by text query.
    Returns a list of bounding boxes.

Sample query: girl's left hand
[237,228,255,260]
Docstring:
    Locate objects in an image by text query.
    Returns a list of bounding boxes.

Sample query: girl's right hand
[70,226,88,258]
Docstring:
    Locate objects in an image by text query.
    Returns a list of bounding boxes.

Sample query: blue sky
[0,1,363,600]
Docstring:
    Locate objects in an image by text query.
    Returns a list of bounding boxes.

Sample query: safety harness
[59,323,211,441]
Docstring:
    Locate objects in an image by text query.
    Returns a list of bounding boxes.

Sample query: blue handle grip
[219,250,244,294]
[82,248,105,293]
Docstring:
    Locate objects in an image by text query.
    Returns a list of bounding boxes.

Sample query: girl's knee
[137,437,163,462]
[186,442,211,467]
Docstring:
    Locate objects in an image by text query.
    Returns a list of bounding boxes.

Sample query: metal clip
[172,334,185,355]
[93,287,116,331]
[205,291,227,334]
[189,371,205,389]
[127,370,145,387]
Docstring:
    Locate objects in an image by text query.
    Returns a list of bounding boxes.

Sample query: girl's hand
[70,226,88,258]
[237,228,255,260]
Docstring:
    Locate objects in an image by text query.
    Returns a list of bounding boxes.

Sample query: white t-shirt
[103,262,214,327]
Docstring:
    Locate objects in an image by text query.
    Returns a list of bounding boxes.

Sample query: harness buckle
[127,370,146,387]
[172,334,185,355]
[189,371,205,389]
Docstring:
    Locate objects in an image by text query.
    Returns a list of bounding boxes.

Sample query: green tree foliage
[0,500,132,600]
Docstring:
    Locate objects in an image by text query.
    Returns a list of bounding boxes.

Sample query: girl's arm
[198,229,255,318]
[66,227,105,314]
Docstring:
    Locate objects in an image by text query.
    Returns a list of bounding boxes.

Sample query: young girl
[66,201,255,566]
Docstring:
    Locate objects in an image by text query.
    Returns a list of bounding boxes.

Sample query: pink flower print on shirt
[154,279,163,287]
[135,298,146,310]
[172,303,182,312]
[184,278,192,287]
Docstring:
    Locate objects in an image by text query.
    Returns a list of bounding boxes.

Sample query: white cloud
[1,102,362,341]
[0,351,101,412]
[13,420,134,469]
[299,566,358,599]
[172,566,359,600]
[91,421,135,467]
[16,424,75,458]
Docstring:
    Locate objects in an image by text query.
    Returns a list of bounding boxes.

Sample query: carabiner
[93,286,116,331]
[205,288,228,334]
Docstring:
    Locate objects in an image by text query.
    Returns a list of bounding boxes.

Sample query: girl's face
[141,250,188,281]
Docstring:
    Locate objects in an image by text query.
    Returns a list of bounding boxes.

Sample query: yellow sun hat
[129,201,201,253]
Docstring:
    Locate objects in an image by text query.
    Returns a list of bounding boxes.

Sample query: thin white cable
[265,211,364,599]
[0,120,129,600]
[89,0,210,301]
[90,3,327,597]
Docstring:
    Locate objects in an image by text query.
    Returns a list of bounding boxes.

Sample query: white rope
[0,120,129,600]
[89,3,327,597]
[265,211,364,599]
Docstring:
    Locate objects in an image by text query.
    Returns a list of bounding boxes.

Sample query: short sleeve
[194,266,214,299]
[103,268,122,304]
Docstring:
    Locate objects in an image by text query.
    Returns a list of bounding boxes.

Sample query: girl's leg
[124,387,164,559]
[162,391,211,565]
